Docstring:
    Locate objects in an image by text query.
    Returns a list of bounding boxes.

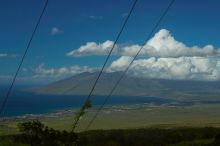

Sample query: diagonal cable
[0,0,49,116]
[72,0,138,132]
[84,0,176,131]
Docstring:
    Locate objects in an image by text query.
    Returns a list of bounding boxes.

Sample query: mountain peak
[34,71,220,101]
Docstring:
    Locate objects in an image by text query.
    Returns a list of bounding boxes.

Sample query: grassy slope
[1,103,220,135]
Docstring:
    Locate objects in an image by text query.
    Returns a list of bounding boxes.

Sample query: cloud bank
[67,29,220,57]
[3,29,217,83]
[66,29,220,81]
[34,63,97,78]
[108,56,220,81]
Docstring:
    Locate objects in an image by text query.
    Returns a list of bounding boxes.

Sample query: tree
[16,121,77,146]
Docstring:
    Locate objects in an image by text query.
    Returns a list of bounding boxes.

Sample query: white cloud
[69,65,96,74]
[67,29,220,57]
[0,53,19,58]
[51,27,63,35]
[109,56,133,71]
[143,29,218,57]
[34,63,97,78]
[3,29,219,83]
[0,64,99,84]
[65,29,220,81]
[66,40,116,56]
[108,56,220,81]
[34,64,55,77]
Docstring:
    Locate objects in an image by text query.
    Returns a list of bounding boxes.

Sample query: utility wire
[0,0,49,116]
[72,0,138,132]
[84,0,176,131]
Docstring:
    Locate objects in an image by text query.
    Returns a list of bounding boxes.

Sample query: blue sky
[1,0,220,84]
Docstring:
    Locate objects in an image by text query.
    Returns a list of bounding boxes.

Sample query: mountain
[34,72,220,101]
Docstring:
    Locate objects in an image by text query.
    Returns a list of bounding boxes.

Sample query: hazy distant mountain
[34,72,220,101]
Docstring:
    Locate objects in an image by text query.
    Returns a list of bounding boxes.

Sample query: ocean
[0,86,175,117]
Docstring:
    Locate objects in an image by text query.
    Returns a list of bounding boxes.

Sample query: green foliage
[15,121,77,146]
[0,137,28,146]
[77,127,220,146]
[1,125,220,146]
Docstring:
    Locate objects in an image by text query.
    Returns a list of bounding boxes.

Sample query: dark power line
[84,0,176,131]
[72,0,138,132]
[0,0,49,116]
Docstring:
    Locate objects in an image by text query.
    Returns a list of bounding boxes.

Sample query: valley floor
[1,103,220,135]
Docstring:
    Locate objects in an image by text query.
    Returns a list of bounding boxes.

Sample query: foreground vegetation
[1,121,220,146]
[1,103,220,145]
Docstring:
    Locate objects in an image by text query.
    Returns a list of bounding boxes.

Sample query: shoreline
[1,101,220,122]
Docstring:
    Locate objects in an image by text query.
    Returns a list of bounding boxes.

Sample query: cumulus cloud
[51,27,63,35]
[109,56,133,71]
[67,29,220,57]
[108,56,220,81]
[66,40,116,56]
[65,29,220,81]
[12,28,217,82]
[143,29,218,57]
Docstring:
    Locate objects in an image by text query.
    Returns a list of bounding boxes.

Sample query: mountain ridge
[34,71,220,101]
